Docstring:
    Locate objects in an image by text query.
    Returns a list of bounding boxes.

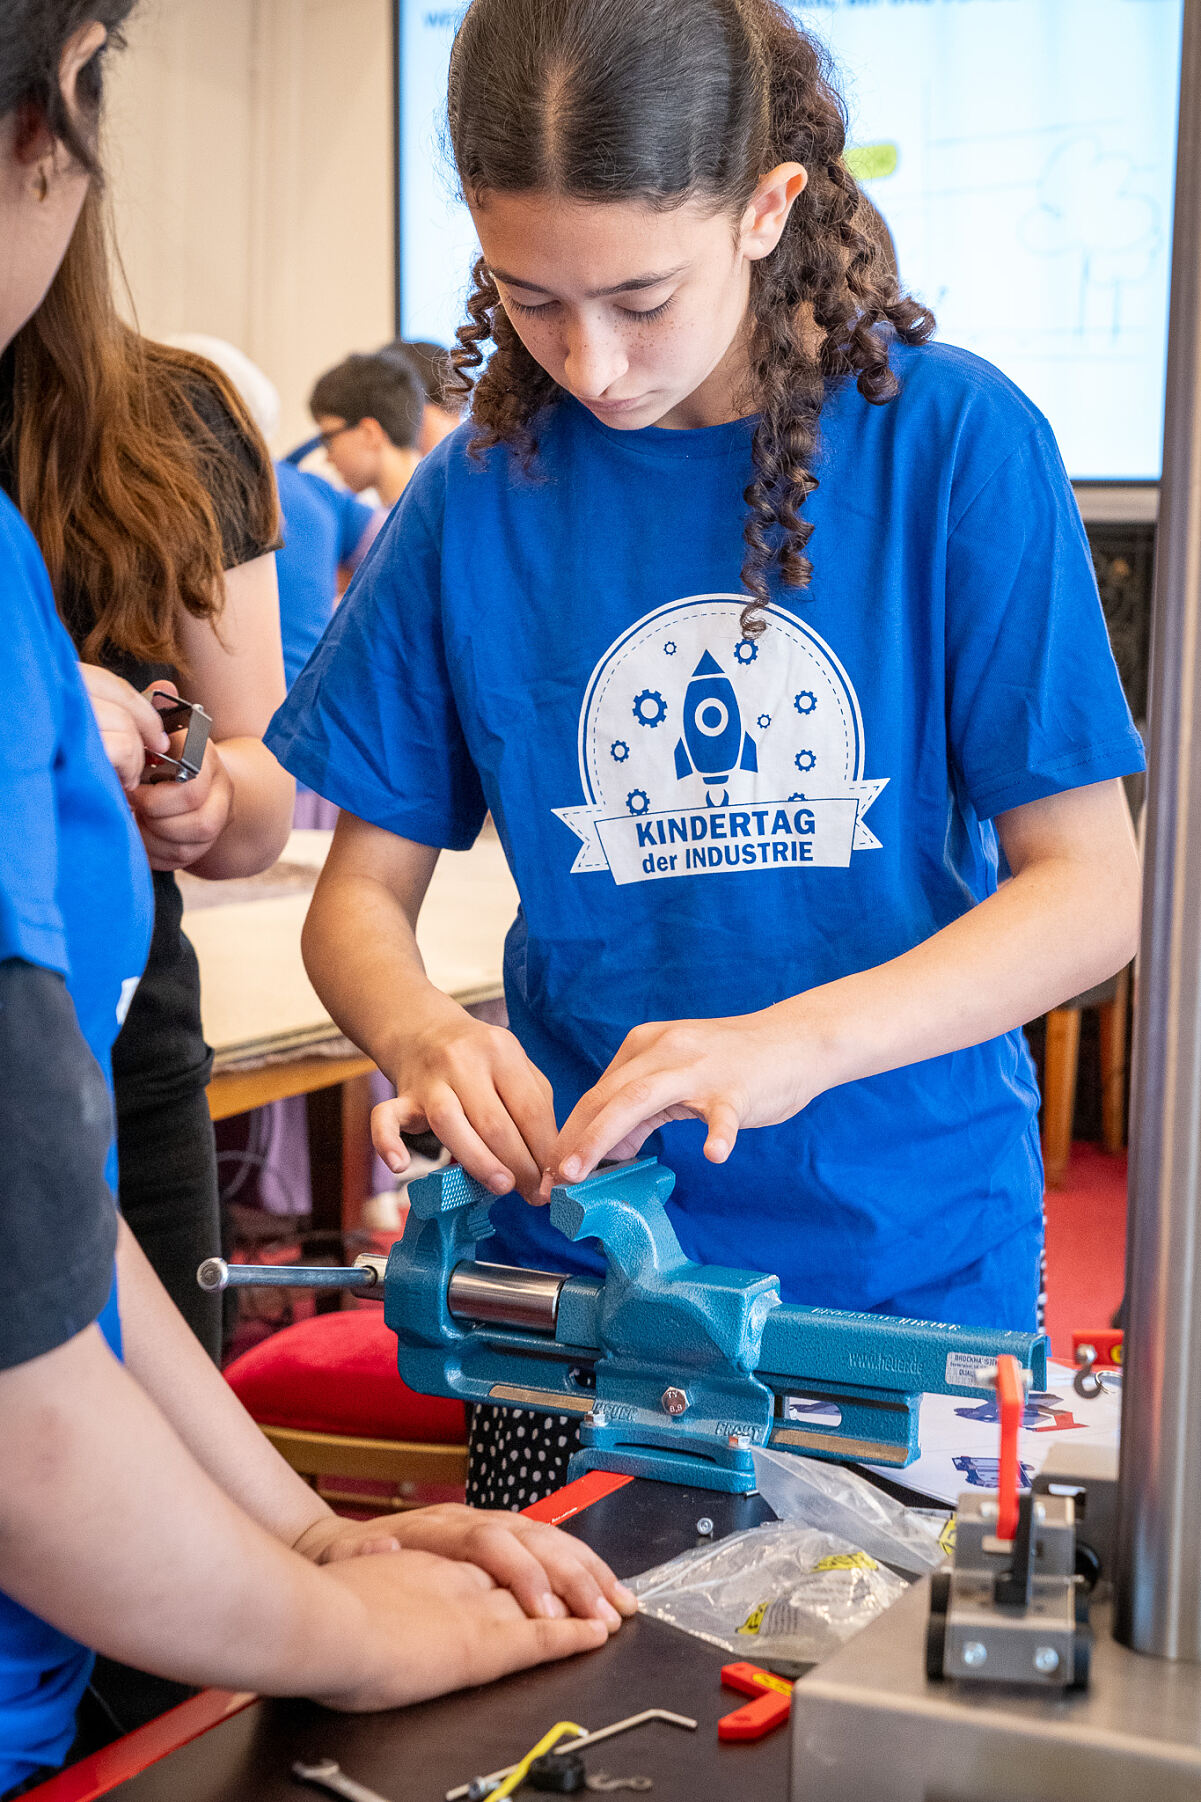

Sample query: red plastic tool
[1071,1327,1123,1369]
[718,1661,794,1742]
[994,1352,1024,1542]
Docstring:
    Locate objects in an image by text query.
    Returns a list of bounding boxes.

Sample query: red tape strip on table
[521,1470,634,1524]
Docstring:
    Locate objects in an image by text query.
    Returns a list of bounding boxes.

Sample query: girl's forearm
[115,1221,334,1549]
[782,847,1141,1092]
[0,1328,372,1697]
[302,865,469,1081]
[189,737,295,880]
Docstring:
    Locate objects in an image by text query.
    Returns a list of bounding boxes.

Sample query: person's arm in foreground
[0,1323,611,1708]
[545,779,1141,1183]
[123,554,295,880]
[301,811,560,1201]
[116,1219,632,1625]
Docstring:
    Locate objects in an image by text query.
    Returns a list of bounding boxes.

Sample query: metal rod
[447,1260,567,1331]
[1115,0,1201,1662]
[195,1258,380,1294]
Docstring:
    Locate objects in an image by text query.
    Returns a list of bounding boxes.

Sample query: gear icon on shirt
[734,639,758,665]
[664,641,677,655]
[757,713,772,730]
[794,749,816,773]
[789,792,806,801]
[626,788,651,816]
[610,739,630,763]
[794,690,817,715]
[633,689,668,727]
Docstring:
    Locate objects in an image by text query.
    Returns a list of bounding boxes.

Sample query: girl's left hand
[291,1504,636,1626]
[541,1010,829,1194]
[131,739,235,871]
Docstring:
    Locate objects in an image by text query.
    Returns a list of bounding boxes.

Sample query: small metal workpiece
[446,1712,696,1802]
[291,1758,395,1802]
[696,1517,715,1537]
[585,1777,653,1793]
[660,1386,689,1416]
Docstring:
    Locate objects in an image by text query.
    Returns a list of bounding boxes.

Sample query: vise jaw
[382,1157,1048,1495]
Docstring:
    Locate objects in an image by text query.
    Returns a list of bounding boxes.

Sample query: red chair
[225,1306,468,1512]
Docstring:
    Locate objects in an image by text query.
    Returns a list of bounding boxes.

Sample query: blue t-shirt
[0,492,153,1791]
[275,462,375,687]
[267,341,1144,1325]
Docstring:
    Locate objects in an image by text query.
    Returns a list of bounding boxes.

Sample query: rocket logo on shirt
[554,595,887,885]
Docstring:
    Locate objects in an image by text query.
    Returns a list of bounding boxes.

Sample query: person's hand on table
[313,1548,612,1711]
[293,1503,637,1627]
[79,663,170,792]
[540,1009,830,1197]
[372,1008,558,1202]
[130,736,235,871]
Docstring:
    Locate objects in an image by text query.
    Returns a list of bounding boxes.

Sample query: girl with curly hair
[270,0,1144,1506]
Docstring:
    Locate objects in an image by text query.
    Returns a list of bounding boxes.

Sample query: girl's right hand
[373,1010,558,1202]
[79,664,170,792]
[314,1548,610,1711]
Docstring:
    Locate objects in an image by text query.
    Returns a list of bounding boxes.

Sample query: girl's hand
[79,664,170,792]
[292,1503,636,1627]
[314,1549,611,1711]
[543,1010,829,1193]
[372,1009,558,1201]
[131,739,235,871]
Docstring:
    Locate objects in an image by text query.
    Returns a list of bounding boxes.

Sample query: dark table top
[102,1481,787,1802]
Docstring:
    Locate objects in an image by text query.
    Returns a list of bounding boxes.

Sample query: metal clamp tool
[204,1157,1047,1491]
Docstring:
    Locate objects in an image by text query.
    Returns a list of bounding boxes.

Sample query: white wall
[106,0,396,451]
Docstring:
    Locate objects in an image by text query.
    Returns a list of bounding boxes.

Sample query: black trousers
[115,1084,221,1362]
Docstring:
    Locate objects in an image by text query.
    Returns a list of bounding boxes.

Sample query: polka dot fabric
[465,1405,582,1509]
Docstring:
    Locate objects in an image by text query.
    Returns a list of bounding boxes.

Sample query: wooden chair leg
[1043,1008,1081,1189]
[1099,965,1131,1154]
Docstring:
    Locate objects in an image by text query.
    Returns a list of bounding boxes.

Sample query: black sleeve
[0,960,120,1371]
[178,372,283,572]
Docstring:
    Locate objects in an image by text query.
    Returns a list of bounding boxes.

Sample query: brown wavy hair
[6,187,277,670]
[446,0,934,631]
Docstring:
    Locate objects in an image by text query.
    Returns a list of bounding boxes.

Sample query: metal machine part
[1035,1442,1119,1577]
[196,1257,381,1294]
[791,1584,1201,1802]
[382,1158,1047,1491]
[926,1492,1090,1689]
[203,1156,1047,1490]
[445,1711,697,1802]
[447,1261,566,1332]
[291,1758,395,1802]
[1116,0,1201,1667]
[141,692,212,784]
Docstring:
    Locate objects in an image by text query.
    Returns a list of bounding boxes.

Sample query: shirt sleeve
[265,470,488,849]
[0,961,119,1370]
[331,486,378,570]
[945,419,1145,821]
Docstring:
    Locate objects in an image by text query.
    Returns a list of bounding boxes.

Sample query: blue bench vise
[202,1157,1046,1493]
[200,1156,1046,1495]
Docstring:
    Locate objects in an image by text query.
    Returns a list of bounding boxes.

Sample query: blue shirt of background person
[268,340,1144,1331]
[274,462,375,688]
[0,490,153,1791]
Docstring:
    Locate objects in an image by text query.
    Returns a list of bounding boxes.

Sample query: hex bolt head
[962,1641,988,1668]
[696,1517,715,1537]
[1033,1646,1061,1674]
[661,1386,689,1416]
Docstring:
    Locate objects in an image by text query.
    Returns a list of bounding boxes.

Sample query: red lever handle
[995,1352,1023,1542]
[718,1661,793,1742]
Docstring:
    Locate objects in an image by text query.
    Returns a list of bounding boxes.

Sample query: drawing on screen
[1020,136,1164,339]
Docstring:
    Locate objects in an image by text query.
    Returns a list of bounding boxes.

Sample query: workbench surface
[95,1481,786,1802]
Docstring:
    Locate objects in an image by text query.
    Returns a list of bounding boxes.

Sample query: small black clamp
[528,1749,588,1792]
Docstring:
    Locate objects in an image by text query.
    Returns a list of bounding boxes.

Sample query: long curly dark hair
[446,0,934,630]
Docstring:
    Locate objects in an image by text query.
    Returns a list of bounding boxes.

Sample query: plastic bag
[627,1521,906,1669]
[750,1447,947,1576]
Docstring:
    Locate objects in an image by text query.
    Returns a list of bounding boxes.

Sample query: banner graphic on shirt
[554,596,887,886]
